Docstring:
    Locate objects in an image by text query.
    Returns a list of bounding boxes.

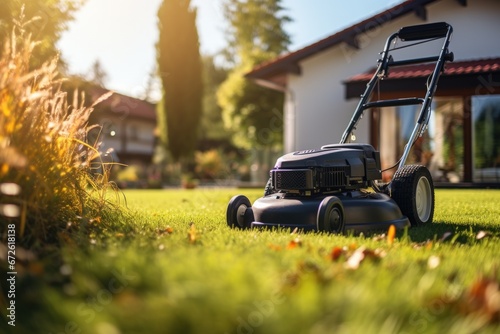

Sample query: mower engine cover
[271,144,381,195]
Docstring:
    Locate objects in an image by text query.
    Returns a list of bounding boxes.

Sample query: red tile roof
[89,86,157,122]
[346,57,500,82]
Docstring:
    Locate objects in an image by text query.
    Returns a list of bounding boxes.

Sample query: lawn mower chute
[227,22,453,234]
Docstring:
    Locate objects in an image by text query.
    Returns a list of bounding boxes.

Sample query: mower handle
[398,22,451,41]
[339,21,454,164]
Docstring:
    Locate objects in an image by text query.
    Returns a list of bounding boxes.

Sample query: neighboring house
[88,86,157,169]
[247,0,500,184]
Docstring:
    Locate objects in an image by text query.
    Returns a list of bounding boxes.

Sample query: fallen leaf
[187,224,197,244]
[345,246,385,270]
[440,232,453,242]
[476,231,491,240]
[157,226,174,235]
[387,225,396,245]
[372,233,386,241]
[345,246,366,270]
[427,255,440,269]
[412,240,432,250]
[456,275,500,323]
[287,238,302,249]
[329,246,343,261]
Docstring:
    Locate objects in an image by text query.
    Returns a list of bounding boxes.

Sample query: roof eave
[247,0,447,84]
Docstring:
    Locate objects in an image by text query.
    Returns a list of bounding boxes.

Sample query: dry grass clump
[0,23,118,246]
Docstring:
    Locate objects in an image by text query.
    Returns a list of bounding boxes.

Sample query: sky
[57,0,403,100]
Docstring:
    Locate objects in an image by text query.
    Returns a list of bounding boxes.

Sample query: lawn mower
[227,22,454,233]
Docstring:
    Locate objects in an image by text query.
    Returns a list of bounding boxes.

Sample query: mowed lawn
[10,188,500,334]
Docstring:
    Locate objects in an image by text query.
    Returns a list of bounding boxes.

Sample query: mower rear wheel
[226,195,252,229]
[317,196,344,233]
[391,165,434,226]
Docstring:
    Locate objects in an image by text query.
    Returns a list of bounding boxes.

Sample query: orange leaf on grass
[156,226,174,236]
[187,223,198,244]
[387,224,396,245]
[329,246,344,261]
[345,246,385,270]
[453,275,500,323]
[287,238,302,249]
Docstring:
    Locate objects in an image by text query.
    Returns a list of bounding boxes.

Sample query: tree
[0,0,83,68]
[217,0,291,149]
[157,0,203,167]
[199,55,230,145]
[87,59,108,87]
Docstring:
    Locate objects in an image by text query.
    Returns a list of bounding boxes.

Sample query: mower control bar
[388,52,454,67]
[363,98,424,110]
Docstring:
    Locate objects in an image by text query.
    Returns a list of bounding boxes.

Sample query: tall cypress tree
[157,0,203,166]
[217,0,291,149]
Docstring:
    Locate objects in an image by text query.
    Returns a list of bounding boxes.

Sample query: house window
[426,98,464,183]
[472,95,500,183]
[378,97,465,183]
[129,125,138,141]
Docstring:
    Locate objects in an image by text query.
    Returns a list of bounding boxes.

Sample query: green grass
[3,188,500,334]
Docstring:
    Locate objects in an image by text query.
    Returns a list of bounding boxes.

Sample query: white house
[247,0,500,184]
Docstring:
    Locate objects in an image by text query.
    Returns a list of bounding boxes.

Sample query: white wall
[125,120,156,154]
[284,0,500,152]
[287,46,368,152]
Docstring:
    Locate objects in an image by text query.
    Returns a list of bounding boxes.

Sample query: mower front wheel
[317,196,344,234]
[391,165,434,226]
[226,195,252,229]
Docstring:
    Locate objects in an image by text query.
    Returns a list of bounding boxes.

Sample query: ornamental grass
[0,22,120,247]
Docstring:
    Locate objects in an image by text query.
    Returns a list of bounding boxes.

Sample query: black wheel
[390,165,434,226]
[316,196,344,234]
[226,195,252,229]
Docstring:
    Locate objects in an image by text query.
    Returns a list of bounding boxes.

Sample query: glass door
[472,95,500,182]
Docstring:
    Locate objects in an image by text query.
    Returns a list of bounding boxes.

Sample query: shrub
[194,149,224,180]
[0,23,119,246]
